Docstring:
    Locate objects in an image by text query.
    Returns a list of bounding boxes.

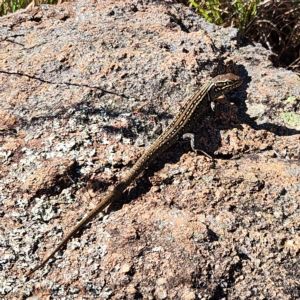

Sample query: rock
[0,0,299,298]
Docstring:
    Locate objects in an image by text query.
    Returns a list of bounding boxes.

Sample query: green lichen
[280,112,300,129]
[284,96,298,104]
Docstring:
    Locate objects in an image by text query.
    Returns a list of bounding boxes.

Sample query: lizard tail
[27,181,128,276]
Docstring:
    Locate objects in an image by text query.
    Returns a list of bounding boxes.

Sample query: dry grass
[188,0,300,70]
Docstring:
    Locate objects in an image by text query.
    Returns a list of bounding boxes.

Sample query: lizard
[28,71,243,276]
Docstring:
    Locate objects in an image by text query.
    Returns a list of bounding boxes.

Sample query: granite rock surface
[0,0,300,298]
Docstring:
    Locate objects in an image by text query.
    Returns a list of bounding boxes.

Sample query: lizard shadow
[103,65,300,212]
[46,63,299,217]
[234,66,300,137]
[102,76,245,212]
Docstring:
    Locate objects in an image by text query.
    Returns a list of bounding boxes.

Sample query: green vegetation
[189,0,261,30]
[188,0,300,70]
[0,0,68,16]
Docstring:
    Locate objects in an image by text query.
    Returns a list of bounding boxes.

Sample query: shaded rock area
[0,0,300,298]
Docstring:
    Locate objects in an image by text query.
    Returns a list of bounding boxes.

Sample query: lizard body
[28,72,242,275]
